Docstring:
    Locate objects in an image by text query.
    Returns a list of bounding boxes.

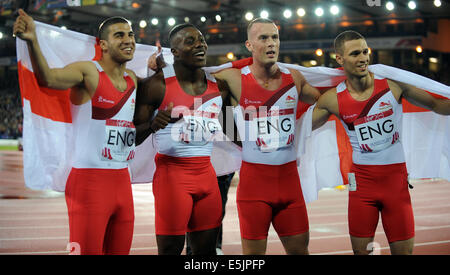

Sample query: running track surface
[0,151,449,255]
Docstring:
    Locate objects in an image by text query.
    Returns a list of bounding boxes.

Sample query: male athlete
[134,23,222,255]
[213,18,321,255]
[14,10,137,254]
[312,30,450,255]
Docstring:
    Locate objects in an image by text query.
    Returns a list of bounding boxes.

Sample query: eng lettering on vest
[171,102,222,145]
[247,106,295,152]
[353,108,399,153]
[102,119,136,162]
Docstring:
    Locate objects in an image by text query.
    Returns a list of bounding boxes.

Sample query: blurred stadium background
[0,0,449,255]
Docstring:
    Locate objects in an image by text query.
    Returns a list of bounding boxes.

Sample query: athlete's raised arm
[13,9,96,90]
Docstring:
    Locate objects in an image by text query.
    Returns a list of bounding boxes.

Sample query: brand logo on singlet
[285,95,296,107]
[130,98,135,111]
[244,98,262,105]
[343,114,357,120]
[378,101,392,111]
[98,96,115,104]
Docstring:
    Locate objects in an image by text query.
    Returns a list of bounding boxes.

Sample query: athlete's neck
[249,61,280,85]
[173,61,205,83]
[98,56,127,80]
[346,72,374,95]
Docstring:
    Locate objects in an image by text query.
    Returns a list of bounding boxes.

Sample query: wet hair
[168,23,197,45]
[247,17,276,36]
[334,30,365,54]
[97,16,131,40]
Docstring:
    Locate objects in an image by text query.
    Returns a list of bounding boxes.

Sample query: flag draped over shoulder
[17,22,449,202]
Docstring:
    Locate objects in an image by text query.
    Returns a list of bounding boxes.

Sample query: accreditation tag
[348,173,357,191]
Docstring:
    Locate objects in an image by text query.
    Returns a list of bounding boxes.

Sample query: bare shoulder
[138,70,165,105]
[321,87,338,101]
[125,68,138,84]
[287,67,306,83]
[317,87,338,111]
[386,79,403,100]
[66,60,98,74]
[386,79,401,90]
[213,67,241,81]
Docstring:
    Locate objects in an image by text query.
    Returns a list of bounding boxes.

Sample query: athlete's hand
[147,40,166,71]
[13,9,36,42]
[150,102,174,132]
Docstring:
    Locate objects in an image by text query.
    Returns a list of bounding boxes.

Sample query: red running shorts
[348,162,415,243]
[152,153,222,235]
[237,160,309,240]
[65,167,134,255]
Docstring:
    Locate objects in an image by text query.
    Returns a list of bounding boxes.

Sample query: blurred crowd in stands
[0,70,22,139]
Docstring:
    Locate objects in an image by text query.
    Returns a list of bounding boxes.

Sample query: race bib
[354,108,399,153]
[250,108,295,153]
[177,110,222,146]
[102,119,136,162]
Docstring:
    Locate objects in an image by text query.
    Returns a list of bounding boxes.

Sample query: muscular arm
[134,71,166,145]
[213,68,242,107]
[288,69,321,105]
[214,69,243,146]
[312,89,340,130]
[14,9,91,90]
[389,80,450,115]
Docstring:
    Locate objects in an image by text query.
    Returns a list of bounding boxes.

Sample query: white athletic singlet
[234,65,298,165]
[337,75,405,165]
[153,64,223,157]
[71,61,136,169]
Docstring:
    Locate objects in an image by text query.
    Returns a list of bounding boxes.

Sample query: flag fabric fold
[17,21,449,202]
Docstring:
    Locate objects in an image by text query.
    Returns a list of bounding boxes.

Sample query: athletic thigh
[379,168,415,243]
[152,163,193,235]
[188,165,222,233]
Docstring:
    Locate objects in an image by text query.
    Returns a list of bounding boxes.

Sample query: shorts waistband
[155,153,211,167]
[352,162,407,174]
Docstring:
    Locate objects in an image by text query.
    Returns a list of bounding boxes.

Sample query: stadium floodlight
[283,9,292,19]
[330,5,340,15]
[139,20,147,28]
[315,7,324,17]
[200,16,207,22]
[315,49,323,57]
[184,17,190,23]
[151,18,159,25]
[245,12,254,21]
[408,1,416,10]
[434,0,441,7]
[215,15,222,22]
[429,57,438,63]
[260,10,269,19]
[386,1,395,11]
[168,17,176,26]
[297,8,306,17]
